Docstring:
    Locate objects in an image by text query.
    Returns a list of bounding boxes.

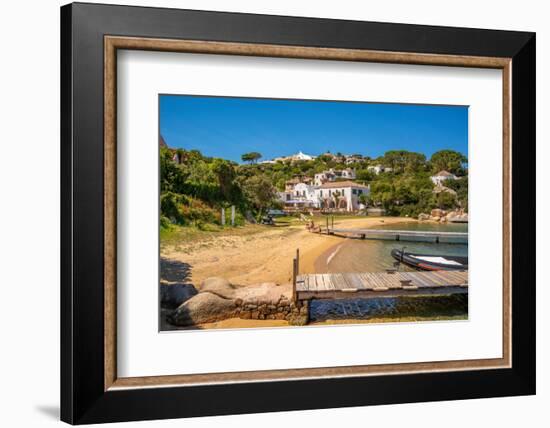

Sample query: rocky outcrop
[169,292,237,326]
[198,277,237,299]
[446,209,468,223]
[432,184,457,195]
[418,208,468,223]
[160,283,198,308]
[431,208,447,218]
[166,278,309,327]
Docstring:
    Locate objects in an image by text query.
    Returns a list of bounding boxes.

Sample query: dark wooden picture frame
[61,2,535,424]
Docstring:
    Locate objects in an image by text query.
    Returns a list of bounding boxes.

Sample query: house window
[329,190,332,196]
[286,194,291,201]
[352,189,357,195]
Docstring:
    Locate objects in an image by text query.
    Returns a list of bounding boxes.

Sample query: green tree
[358,193,370,207]
[160,148,188,193]
[241,152,262,164]
[382,150,426,174]
[332,190,343,209]
[211,159,237,201]
[175,148,185,164]
[436,191,457,210]
[356,168,376,182]
[430,150,467,175]
[160,192,187,224]
[444,176,468,210]
[240,175,277,215]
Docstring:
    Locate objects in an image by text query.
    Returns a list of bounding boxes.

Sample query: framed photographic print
[60,2,536,424]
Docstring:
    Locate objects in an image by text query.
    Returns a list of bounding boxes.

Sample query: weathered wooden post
[231,205,235,226]
[296,248,300,275]
[331,215,334,229]
[326,216,329,234]
[221,207,225,226]
[292,257,297,302]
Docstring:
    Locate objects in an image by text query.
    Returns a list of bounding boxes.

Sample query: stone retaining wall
[235,297,309,325]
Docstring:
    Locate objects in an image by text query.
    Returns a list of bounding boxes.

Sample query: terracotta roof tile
[319,180,369,189]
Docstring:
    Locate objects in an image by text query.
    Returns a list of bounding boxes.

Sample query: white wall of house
[367,165,383,174]
[314,168,356,185]
[431,173,458,186]
[294,183,318,202]
[315,185,369,211]
[280,183,321,208]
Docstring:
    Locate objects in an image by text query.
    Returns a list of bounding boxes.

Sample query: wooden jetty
[295,270,468,301]
[328,227,467,243]
[291,248,467,302]
[309,216,468,243]
[289,249,467,324]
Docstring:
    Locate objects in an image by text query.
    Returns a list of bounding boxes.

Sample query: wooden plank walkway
[327,228,467,243]
[295,270,468,300]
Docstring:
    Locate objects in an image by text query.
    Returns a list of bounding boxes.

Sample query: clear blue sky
[160,95,468,163]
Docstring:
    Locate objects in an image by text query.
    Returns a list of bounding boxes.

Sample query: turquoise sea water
[315,222,468,273]
[309,221,469,322]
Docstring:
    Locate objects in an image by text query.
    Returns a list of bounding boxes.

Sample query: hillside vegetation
[160,147,467,230]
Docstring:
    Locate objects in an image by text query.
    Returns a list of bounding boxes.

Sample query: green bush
[160,215,172,229]
[160,192,187,224]
[180,198,218,225]
[436,192,457,210]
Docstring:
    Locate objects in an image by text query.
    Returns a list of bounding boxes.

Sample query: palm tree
[332,190,342,210]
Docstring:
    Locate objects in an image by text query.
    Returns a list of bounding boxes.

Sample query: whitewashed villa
[280,179,369,212]
[315,181,370,211]
[313,168,356,186]
[430,170,458,186]
[367,164,393,174]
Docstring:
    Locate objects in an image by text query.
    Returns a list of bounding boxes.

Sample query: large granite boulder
[160,283,198,308]
[431,208,447,218]
[198,277,237,299]
[234,282,291,306]
[446,209,468,223]
[169,292,237,326]
[418,213,430,221]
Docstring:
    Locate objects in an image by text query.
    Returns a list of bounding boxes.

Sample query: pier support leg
[289,299,309,326]
[292,258,297,302]
[435,236,439,244]
[396,234,400,241]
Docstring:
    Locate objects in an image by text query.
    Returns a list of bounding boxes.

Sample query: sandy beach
[160,216,469,330]
[161,216,415,288]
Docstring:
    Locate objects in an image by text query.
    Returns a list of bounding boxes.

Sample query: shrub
[180,198,218,225]
[160,192,187,224]
[436,192,457,210]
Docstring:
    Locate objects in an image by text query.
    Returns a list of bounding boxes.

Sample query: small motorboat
[391,248,468,271]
